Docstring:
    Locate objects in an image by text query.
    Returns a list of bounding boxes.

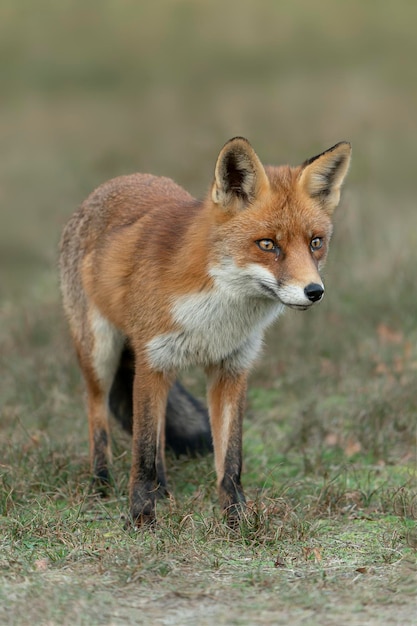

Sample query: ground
[0,1,416,624]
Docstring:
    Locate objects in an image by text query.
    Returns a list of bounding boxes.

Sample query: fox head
[209,137,351,309]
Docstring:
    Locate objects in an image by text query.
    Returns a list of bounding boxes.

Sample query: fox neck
[147,284,284,373]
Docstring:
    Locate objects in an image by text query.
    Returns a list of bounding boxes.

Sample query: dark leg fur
[109,347,213,456]
[129,398,159,525]
[219,438,246,527]
[91,428,112,494]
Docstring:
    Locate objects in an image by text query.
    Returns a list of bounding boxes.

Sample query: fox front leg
[129,364,172,526]
[207,368,247,526]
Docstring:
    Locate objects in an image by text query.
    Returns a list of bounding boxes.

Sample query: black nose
[304,283,324,302]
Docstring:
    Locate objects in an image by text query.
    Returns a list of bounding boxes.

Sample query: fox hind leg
[77,308,124,490]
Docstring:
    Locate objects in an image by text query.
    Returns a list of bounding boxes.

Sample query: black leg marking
[218,399,246,527]
[92,428,111,493]
[129,400,159,525]
[220,449,246,527]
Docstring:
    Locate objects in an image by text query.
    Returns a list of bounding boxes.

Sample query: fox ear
[212,137,269,210]
[299,142,352,214]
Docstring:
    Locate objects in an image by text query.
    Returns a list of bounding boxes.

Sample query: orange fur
[59,137,351,526]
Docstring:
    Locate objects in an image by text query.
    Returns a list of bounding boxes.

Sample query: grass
[1,0,416,624]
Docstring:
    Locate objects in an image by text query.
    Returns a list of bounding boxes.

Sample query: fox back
[59,137,351,526]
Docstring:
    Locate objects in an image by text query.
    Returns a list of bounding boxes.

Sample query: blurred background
[1,0,416,460]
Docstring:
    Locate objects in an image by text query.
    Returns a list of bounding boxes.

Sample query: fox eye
[256,239,277,252]
[310,237,323,251]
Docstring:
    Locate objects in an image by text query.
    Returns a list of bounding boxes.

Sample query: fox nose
[304,283,324,303]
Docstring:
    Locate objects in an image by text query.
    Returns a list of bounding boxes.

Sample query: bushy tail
[109,347,213,456]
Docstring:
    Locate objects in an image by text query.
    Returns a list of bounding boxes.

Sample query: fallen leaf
[23,434,41,454]
[303,547,322,563]
[374,361,389,376]
[34,558,49,572]
[344,437,362,457]
[377,323,403,345]
[313,547,322,563]
[324,432,339,447]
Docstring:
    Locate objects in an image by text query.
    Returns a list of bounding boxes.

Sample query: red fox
[59,137,351,526]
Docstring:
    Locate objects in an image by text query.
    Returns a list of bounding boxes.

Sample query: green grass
[1,0,416,624]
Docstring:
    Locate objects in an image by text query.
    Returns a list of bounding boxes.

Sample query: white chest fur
[146,263,284,372]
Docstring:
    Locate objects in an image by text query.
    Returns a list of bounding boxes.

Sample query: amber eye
[256,239,277,252]
[310,237,323,251]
